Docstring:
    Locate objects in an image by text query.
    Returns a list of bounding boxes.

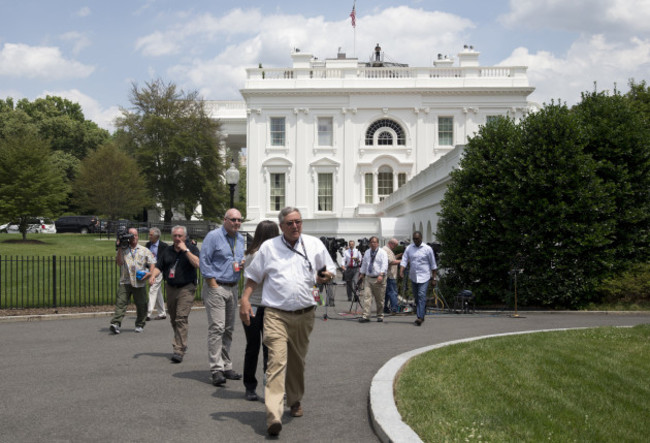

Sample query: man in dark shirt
[149,225,200,363]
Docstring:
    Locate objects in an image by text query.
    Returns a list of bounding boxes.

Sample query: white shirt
[400,243,437,283]
[244,234,336,311]
[360,247,388,277]
[343,248,362,268]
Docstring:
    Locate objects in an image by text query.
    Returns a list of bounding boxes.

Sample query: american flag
[350,2,356,28]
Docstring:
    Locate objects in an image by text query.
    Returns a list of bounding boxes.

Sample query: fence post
[52,255,57,308]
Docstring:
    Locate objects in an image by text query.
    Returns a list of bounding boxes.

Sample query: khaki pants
[362,276,386,320]
[202,284,238,374]
[166,283,196,355]
[263,306,315,427]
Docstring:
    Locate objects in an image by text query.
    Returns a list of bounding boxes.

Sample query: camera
[320,236,346,263]
[357,238,370,256]
[117,228,134,249]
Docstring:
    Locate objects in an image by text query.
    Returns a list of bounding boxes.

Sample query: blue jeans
[411,280,430,320]
[384,278,398,313]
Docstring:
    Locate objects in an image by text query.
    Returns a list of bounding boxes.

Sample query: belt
[216,280,238,287]
[273,305,316,315]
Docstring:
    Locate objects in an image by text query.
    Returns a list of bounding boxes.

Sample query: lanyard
[226,235,237,259]
[281,236,313,273]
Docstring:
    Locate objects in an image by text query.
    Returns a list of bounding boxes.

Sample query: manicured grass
[0,233,117,256]
[395,325,650,442]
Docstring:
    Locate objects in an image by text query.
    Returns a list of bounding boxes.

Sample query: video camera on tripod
[319,236,346,263]
[357,237,370,256]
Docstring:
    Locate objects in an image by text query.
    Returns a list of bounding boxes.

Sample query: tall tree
[573,89,650,268]
[0,133,68,240]
[115,79,225,222]
[437,105,615,307]
[73,143,150,220]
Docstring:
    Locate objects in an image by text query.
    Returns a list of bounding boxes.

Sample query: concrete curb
[369,326,633,443]
[0,306,206,323]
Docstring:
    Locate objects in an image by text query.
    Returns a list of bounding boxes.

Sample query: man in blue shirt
[200,208,246,386]
[399,231,437,326]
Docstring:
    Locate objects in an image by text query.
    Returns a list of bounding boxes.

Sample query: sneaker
[267,421,282,436]
[245,390,259,401]
[290,402,303,417]
[134,326,144,333]
[154,315,167,320]
[377,318,384,323]
[109,324,120,334]
[171,353,183,363]
[358,317,370,323]
[224,369,242,380]
[145,316,151,321]
[212,371,226,386]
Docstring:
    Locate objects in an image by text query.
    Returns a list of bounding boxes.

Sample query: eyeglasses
[284,220,302,226]
[172,234,184,238]
[226,218,243,223]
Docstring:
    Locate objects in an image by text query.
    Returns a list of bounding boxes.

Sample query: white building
[207,44,536,243]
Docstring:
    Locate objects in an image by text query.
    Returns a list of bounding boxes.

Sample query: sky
[1,0,649,131]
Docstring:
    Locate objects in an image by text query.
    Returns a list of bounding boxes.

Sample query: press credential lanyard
[281,236,313,273]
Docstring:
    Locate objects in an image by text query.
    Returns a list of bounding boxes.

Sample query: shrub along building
[206,44,537,243]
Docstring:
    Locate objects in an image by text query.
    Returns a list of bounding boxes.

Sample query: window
[317,117,333,146]
[365,119,405,145]
[270,117,286,146]
[377,131,393,145]
[377,166,393,201]
[398,173,407,188]
[317,173,333,211]
[364,173,374,204]
[438,117,453,145]
[270,173,285,210]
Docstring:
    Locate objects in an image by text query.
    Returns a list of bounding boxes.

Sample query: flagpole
[350,1,356,58]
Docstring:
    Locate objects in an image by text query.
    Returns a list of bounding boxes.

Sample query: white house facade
[206,44,536,243]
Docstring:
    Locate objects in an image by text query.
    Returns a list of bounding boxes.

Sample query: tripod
[348,278,364,316]
[318,281,336,320]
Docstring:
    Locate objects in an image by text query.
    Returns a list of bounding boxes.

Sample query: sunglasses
[227,218,243,223]
[284,220,302,226]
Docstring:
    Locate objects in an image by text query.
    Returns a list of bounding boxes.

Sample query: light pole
[225,159,240,209]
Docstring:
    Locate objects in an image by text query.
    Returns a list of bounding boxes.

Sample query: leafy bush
[597,263,650,304]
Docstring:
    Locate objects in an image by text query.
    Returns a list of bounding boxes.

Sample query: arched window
[365,119,405,145]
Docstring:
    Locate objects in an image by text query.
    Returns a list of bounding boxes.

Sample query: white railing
[248,66,525,81]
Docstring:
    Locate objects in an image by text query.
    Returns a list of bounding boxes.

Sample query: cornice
[240,87,536,98]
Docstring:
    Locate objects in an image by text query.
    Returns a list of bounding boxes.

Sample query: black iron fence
[0,255,208,309]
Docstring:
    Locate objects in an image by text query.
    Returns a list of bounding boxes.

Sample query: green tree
[626,79,650,124]
[14,96,109,159]
[437,104,615,307]
[573,89,650,268]
[115,79,225,222]
[73,143,150,220]
[0,133,68,240]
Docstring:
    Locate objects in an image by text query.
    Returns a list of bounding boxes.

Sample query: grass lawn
[0,233,117,256]
[395,325,650,442]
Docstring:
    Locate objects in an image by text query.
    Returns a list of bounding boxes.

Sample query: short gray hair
[149,227,161,238]
[278,207,301,225]
[171,225,187,237]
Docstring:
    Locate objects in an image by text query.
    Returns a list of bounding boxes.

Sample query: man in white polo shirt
[239,207,336,437]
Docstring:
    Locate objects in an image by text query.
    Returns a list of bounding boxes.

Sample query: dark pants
[111,284,147,327]
[384,278,398,313]
[242,306,268,391]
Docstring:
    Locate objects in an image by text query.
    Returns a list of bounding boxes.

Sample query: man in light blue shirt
[200,208,246,387]
[358,236,388,323]
[399,231,437,326]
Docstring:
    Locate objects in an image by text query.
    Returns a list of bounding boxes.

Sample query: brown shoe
[290,402,303,417]
[267,421,282,436]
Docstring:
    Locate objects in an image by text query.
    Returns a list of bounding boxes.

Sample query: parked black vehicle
[55,215,99,234]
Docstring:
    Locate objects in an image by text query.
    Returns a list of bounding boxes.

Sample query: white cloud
[0,43,95,79]
[500,34,650,106]
[159,6,474,98]
[42,89,121,131]
[76,6,91,18]
[500,0,650,35]
[60,31,92,55]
